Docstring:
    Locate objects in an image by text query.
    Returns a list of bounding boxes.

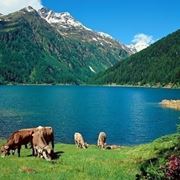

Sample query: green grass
[0,134,179,180]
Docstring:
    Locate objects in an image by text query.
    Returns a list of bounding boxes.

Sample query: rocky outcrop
[160,100,180,110]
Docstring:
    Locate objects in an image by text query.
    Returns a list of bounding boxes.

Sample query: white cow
[74,132,88,149]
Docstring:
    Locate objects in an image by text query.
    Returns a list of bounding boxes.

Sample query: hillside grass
[0,133,179,180]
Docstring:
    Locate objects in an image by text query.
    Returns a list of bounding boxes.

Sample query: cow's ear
[4,145,9,150]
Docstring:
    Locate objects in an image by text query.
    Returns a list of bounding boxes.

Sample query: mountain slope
[0,7,131,84]
[92,30,180,87]
[38,8,132,55]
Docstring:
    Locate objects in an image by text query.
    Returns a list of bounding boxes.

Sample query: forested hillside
[0,7,130,85]
[92,30,180,87]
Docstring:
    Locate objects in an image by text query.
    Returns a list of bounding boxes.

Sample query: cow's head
[83,142,89,149]
[1,145,10,157]
[43,146,53,161]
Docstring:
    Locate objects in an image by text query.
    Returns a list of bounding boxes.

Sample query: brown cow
[1,130,34,157]
[74,132,88,149]
[97,132,106,149]
[32,128,54,161]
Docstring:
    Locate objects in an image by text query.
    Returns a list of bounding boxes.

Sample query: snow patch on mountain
[92,37,98,41]
[98,32,113,39]
[89,66,96,73]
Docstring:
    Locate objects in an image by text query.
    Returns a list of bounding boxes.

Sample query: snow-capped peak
[38,7,134,53]
[38,8,91,31]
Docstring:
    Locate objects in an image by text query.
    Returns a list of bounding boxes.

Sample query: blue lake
[0,85,179,145]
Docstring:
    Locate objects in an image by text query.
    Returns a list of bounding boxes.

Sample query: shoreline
[0,132,177,147]
[0,83,180,89]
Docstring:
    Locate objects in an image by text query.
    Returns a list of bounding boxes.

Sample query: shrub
[165,155,180,180]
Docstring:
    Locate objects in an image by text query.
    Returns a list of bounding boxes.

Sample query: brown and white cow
[1,126,54,158]
[32,128,54,161]
[97,132,106,149]
[20,126,54,150]
[1,130,34,157]
[74,132,88,149]
[36,126,54,150]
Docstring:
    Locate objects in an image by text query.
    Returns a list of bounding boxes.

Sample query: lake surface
[0,85,179,145]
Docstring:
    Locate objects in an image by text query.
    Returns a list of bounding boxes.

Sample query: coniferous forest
[92,30,180,87]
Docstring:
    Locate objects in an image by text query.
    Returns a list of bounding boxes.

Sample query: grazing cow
[97,132,106,149]
[36,126,54,150]
[74,132,88,149]
[32,128,54,161]
[20,126,54,150]
[105,145,120,150]
[1,130,34,157]
[1,126,54,158]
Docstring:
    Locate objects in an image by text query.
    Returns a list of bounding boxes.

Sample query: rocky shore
[160,100,180,110]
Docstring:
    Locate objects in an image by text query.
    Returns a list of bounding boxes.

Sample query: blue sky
[41,0,180,44]
[0,0,179,44]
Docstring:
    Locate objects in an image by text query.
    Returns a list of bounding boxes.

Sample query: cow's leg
[31,143,35,156]
[33,146,37,156]
[51,134,54,150]
[11,149,15,155]
[78,142,81,148]
[25,144,28,149]
[76,142,78,148]
[97,140,100,148]
[32,148,35,156]
[17,146,21,157]
[51,140,54,150]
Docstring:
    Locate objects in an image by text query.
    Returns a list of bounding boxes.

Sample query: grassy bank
[0,134,179,180]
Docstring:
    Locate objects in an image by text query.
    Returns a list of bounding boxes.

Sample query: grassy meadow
[0,133,179,180]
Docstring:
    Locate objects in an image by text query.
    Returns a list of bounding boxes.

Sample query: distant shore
[0,83,180,89]
[101,84,180,89]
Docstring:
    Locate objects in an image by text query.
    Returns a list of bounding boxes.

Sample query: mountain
[38,8,133,55]
[0,6,132,85]
[92,30,180,87]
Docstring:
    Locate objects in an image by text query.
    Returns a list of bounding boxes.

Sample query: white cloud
[129,33,155,52]
[0,0,42,15]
